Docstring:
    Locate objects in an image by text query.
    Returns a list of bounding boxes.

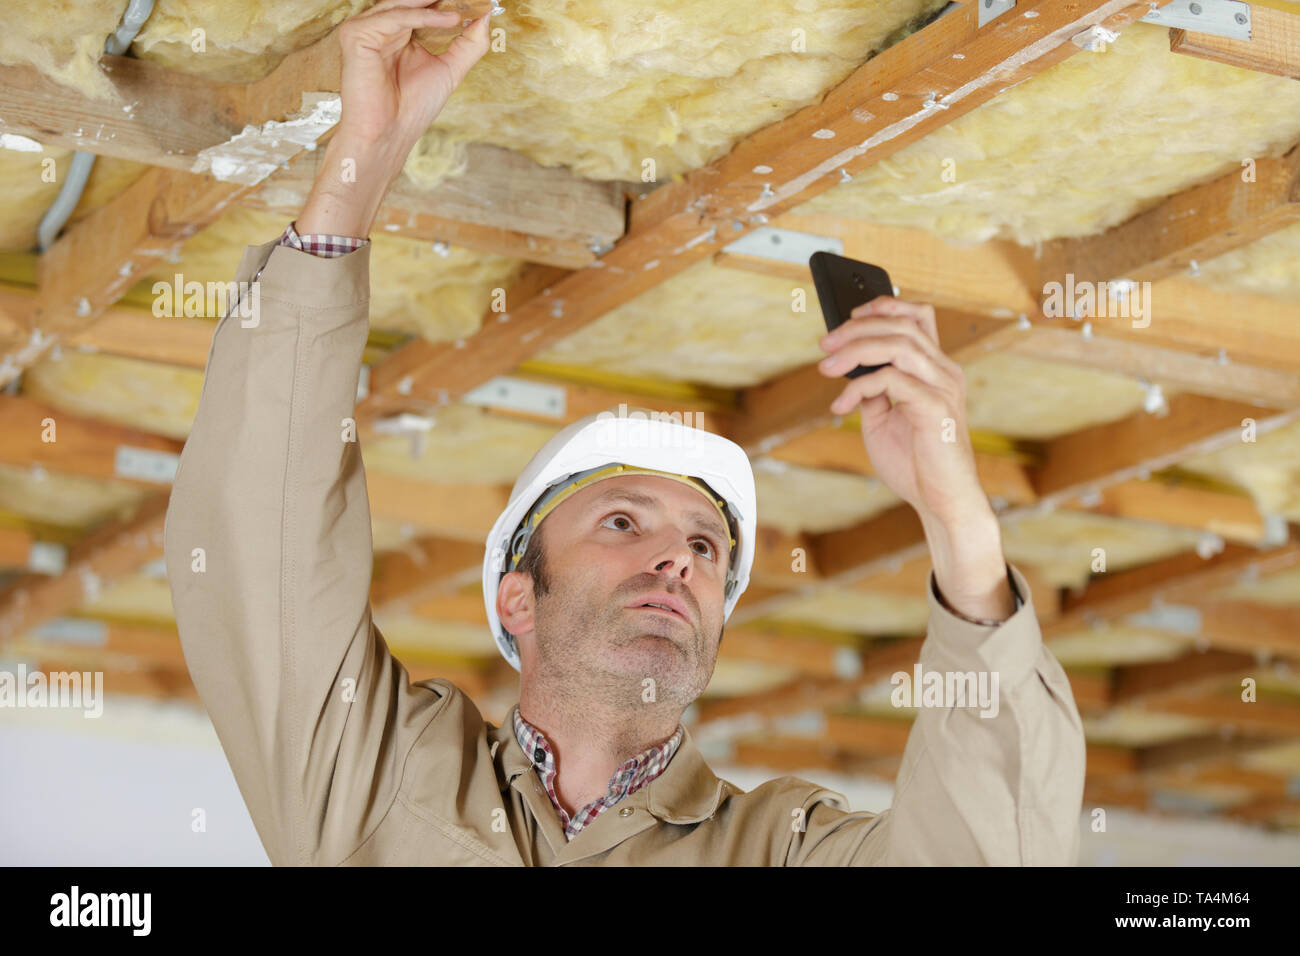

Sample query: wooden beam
[0,57,244,171]
[1091,478,1267,544]
[761,421,1039,507]
[358,0,1161,413]
[694,636,922,725]
[254,142,624,257]
[1041,142,1300,287]
[0,527,36,571]
[729,735,885,776]
[998,321,1300,406]
[1169,4,1300,80]
[1112,650,1258,705]
[370,536,484,614]
[823,712,914,756]
[364,472,510,542]
[1067,669,1114,713]
[0,494,169,646]
[0,394,183,487]
[1144,692,1300,737]
[1047,531,1300,636]
[719,213,1040,319]
[717,627,861,679]
[0,5,489,168]
[1031,394,1297,501]
[1135,732,1281,773]
[1191,600,1300,658]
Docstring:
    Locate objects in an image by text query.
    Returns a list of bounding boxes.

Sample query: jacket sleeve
[788,563,1086,865]
[163,238,447,866]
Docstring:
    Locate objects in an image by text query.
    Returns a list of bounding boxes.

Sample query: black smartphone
[809,251,894,378]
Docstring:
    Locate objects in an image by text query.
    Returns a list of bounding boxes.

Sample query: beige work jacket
[163,237,1086,866]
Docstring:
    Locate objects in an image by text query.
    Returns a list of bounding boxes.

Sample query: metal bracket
[1140,0,1251,41]
[462,376,567,418]
[978,0,1017,29]
[32,617,108,646]
[28,541,67,576]
[721,226,843,266]
[114,445,180,484]
[1124,603,1202,635]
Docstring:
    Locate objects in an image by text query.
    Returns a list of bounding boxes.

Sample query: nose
[646,531,697,583]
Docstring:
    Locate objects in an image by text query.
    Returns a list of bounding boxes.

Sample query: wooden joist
[0,394,182,487]
[1040,142,1300,288]
[357,0,1163,415]
[0,494,168,647]
[1169,3,1300,80]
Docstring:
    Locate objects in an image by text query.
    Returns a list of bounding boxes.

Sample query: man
[164,0,1085,866]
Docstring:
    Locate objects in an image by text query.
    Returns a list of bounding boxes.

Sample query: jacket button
[618,807,634,817]
[533,747,545,764]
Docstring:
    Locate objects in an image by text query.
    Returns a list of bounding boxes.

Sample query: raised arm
[162,1,491,865]
[786,298,1086,864]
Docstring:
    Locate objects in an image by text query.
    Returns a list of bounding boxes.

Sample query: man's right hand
[297,0,491,237]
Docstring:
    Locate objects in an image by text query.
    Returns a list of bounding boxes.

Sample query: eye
[690,538,717,561]
[601,513,636,532]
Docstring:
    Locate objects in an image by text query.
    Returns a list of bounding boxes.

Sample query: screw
[1235,12,1246,24]
[1189,2,1201,13]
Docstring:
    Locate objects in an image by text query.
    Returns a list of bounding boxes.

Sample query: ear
[497,569,537,639]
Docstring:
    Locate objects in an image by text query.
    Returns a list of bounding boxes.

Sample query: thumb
[435,14,491,88]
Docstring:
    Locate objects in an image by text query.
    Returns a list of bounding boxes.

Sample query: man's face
[500,474,732,707]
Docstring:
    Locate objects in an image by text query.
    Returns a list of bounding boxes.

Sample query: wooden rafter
[1168,3,1300,79]
[357,0,1166,415]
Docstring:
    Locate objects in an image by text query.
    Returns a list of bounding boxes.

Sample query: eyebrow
[588,488,729,547]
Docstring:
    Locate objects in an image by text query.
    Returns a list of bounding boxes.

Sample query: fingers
[342,5,461,49]
[819,332,957,396]
[438,13,492,81]
[362,0,455,15]
[866,296,940,345]
[830,364,955,422]
[821,299,942,355]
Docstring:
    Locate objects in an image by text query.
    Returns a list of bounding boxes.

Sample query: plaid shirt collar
[512,705,683,842]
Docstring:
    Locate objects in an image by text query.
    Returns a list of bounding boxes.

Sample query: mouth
[627,593,690,623]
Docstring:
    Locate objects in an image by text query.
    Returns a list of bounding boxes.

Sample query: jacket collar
[488,703,730,823]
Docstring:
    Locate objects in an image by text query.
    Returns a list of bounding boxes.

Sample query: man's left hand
[816,296,1015,621]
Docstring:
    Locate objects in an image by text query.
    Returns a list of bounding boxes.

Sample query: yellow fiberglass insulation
[791,22,1300,246]
[1212,565,1300,607]
[1192,220,1300,304]
[999,510,1207,590]
[0,0,127,101]
[8,0,947,183]
[960,352,1161,440]
[1080,709,1212,748]
[0,142,147,252]
[139,206,523,338]
[1179,419,1300,522]
[1045,623,1191,668]
[22,350,204,440]
[533,256,1163,437]
[403,0,949,184]
[534,257,825,387]
[361,404,557,485]
[77,572,177,623]
[750,457,898,535]
[0,462,147,530]
[763,587,929,636]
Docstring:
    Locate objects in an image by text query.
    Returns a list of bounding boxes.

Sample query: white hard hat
[482,406,757,671]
